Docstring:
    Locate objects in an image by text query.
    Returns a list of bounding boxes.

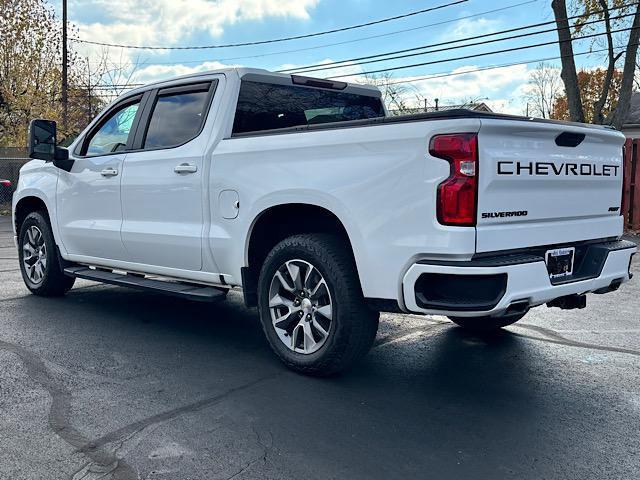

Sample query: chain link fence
[0,148,29,212]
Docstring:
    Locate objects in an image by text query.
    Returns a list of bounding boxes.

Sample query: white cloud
[72,0,320,65]
[132,58,367,85]
[278,59,366,81]
[449,17,503,39]
[485,98,523,115]
[76,0,319,44]
[330,64,532,114]
[114,58,534,116]
[267,61,533,114]
[132,61,239,84]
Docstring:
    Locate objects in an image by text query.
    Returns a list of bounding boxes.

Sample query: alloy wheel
[22,225,47,284]
[268,259,333,354]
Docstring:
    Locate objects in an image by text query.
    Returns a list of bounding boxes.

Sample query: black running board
[64,266,227,302]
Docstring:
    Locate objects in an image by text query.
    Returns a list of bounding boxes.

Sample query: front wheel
[448,311,528,331]
[18,211,75,296]
[257,234,379,376]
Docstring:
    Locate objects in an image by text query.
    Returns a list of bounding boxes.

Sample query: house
[622,92,640,138]
[387,102,493,116]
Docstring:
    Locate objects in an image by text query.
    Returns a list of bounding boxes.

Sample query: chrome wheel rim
[268,259,333,354]
[22,226,47,284]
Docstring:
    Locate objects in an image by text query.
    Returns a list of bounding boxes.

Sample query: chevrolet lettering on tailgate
[497,161,620,176]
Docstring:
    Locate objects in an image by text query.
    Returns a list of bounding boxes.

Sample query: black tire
[18,211,75,296]
[257,234,379,376]
[448,311,527,331]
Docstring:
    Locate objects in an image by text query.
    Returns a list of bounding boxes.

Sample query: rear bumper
[402,240,636,317]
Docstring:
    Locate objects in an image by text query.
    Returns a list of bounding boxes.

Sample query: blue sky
[55,0,617,113]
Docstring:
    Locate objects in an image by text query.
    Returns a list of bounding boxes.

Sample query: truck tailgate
[476,119,625,253]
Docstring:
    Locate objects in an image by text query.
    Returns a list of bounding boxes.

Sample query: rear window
[232,81,384,135]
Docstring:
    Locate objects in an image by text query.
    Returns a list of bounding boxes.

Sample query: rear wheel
[448,311,527,331]
[18,211,75,296]
[257,234,379,376]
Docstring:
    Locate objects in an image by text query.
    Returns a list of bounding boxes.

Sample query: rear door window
[143,83,212,149]
[232,81,384,135]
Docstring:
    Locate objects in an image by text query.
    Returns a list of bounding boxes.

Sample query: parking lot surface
[0,214,639,480]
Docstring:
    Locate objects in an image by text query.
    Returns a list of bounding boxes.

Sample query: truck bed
[230,108,615,138]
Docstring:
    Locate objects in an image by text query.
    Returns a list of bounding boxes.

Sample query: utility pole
[86,58,92,125]
[62,0,68,133]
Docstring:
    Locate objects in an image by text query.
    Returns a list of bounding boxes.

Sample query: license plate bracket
[545,247,576,279]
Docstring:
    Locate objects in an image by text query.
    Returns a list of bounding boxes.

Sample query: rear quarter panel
[209,118,481,300]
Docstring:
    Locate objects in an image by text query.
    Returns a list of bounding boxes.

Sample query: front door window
[85,102,140,156]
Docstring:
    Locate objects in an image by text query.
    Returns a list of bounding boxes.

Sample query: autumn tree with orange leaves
[0,0,140,146]
[551,68,623,122]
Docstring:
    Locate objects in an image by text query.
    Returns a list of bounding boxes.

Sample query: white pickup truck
[13,68,636,375]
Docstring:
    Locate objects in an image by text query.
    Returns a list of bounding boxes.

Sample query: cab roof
[126,67,381,98]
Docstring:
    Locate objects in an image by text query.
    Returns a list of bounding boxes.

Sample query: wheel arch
[14,195,51,236]
[242,202,362,307]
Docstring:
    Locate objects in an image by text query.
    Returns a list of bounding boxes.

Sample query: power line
[282,3,638,74]
[82,45,631,98]
[81,0,538,66]
[289,14,634,75]
[84,30,633,98]
[91,84,143,89]
[70,15,638,98]
[327,24,638,79]
[383,45,630,86]
[70,0,468,50]
[73,44,637,103]
[59,47,619,98]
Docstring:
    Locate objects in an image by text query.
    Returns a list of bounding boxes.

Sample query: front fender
[12,161,62,251]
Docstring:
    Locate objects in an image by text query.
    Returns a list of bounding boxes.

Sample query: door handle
[174,163,198,174]
[100,167,118,177]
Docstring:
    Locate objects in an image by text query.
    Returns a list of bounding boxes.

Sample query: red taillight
[429,133,478,226]
[0,180,11,187]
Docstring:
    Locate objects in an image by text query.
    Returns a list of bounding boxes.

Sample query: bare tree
[590,0,624,123]
[358,72,425,114]
[524,62,563,118]
[57,49,145,139]
[552,0,640,128]
[94,49,145,99]
[609,5,640,128]
[552,0,585,122]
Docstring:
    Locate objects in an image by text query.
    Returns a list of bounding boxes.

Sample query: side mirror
[27,119,74,171]
[28,119,57,161]
[53,146,74,172]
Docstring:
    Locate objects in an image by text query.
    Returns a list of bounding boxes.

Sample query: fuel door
[219,189,240,219]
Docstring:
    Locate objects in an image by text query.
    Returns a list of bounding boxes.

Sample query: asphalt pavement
[0,214,639,480]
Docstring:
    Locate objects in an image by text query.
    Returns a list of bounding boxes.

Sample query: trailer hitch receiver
[546,294,587,310]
